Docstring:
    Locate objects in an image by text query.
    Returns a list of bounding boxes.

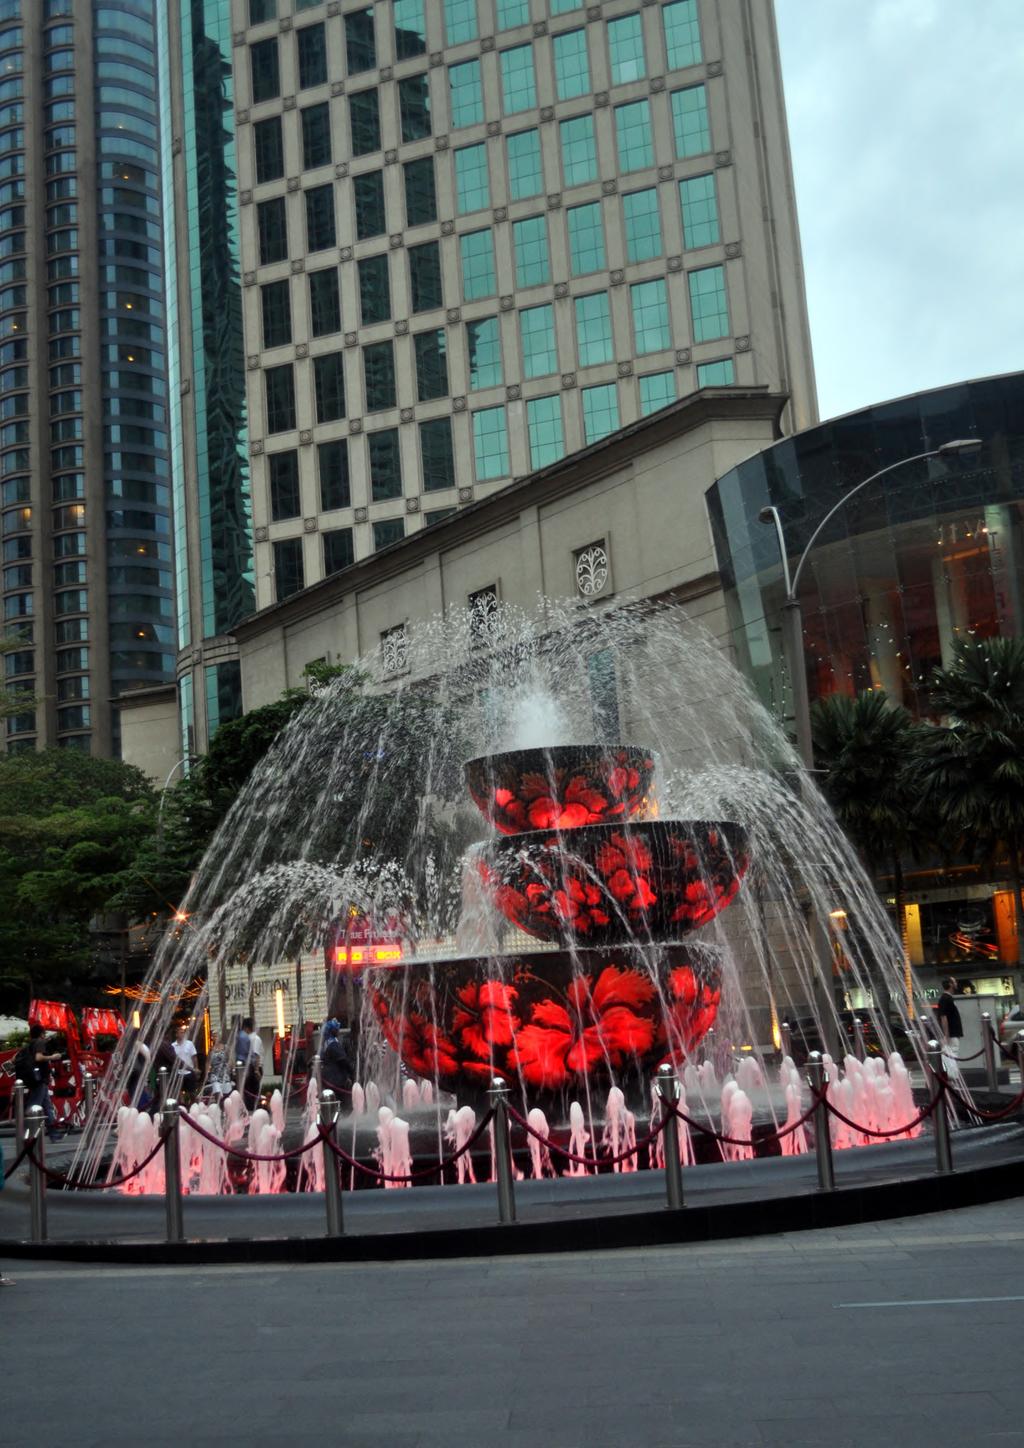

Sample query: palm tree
[810,689,927,1017]
[914,636,1024,971]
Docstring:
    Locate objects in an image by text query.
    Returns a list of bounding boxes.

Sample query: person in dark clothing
[936,976,963,1056]
[321,1019,355,1099]
[25,1024,64,1141]
[240,1016,263,1110]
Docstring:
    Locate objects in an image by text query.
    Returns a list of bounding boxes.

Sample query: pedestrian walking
[936,977,963,1057]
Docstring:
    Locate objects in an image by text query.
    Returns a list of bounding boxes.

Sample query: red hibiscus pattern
[466,746,657,835]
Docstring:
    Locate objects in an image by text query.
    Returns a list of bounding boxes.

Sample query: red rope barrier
[321,1109,496,1183]
[938,1077,1024,1122]
[179,1110,324,1163]
[665,1091,823,1149]
[822,1092,941,1139]
[506,1102,668,1168]
[25,1131,169,1191]
[3,1139,31,1182]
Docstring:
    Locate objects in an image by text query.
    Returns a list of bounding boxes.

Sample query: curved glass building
[708,371,1024,997]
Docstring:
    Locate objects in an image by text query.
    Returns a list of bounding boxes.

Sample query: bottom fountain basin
[369,944,721,1093]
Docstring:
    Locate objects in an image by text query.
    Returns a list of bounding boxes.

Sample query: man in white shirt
[171,1023,199,1096]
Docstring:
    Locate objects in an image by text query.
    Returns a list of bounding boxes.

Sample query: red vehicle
[0,1000,125,1126]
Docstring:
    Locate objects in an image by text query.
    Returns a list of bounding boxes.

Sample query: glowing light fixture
[275,986,285,1039]
[132,1009,141,1029]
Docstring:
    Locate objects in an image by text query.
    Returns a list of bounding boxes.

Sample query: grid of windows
[449,59,483,128]
[639,370,676,414]
[630,278,671,354]
[688,265,729,341]
[467,316,502,389]
[444,0,477,46]
[526,395,564,470]
[461,229,496,300]
[500,44,536,114]
[671,85,710,158]
[560,115,597,187]
[582,382,620,443]
[473,405,509,480]
[608,15,645,84]
[663,0,702,70]
[575,292,613,367]
[519,303,557,379]
[553,30,589,100]
[623,188,662,263]
[567,202,605,275]
[696,357,735,386]
[679,174,719,249]
[455,143,490,214]
[497,0,529,28]
[615,100,654,172]
[507,129,543,200]
[513,216,549,288]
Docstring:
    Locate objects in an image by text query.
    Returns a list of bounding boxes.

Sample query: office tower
[1,0,173,755]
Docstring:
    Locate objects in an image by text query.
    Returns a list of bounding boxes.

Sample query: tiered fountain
[369,743,750,1103]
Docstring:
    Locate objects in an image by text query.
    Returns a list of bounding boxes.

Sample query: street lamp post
[758,438,983,769]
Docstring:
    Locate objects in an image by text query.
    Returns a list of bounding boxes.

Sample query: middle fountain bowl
[478,818,750,948]
[464,744,658,835]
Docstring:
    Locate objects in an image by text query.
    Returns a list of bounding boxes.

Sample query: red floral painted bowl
[477,819,749,947]
[464,745,658,835]
[369,944,722,1093]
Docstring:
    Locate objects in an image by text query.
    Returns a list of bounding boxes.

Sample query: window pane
[353,169,385,239]
[688,264,728,341]
[560,115,597,187]
[472,405,509,480]
[420,416,455,491]
[324,527,354,574]
[258,197,287,264]
[345,9,375,74]
[250,0,276,21]
[349,89,381,155]
[373,518,404,550]
[582,382,619,443]
[399,74,431,141]
[500,44,536,114]
[253,116,283,183]
[269,449,300,520]
[608,14,645,85]
[551,0,583,12]
[615,99,653,172]
[363,340,396,409]
[696,357,735,386]
[553,30,589,100]
[404,155,437,225]
[574,291,612,366]
[630,277,670,353]
[449,59,483,128]
[318,438,350,510]
[261,279,291,348]
[513,215,549,287]
[526,395,564,470]
[273,537,303,600]
[409,240,442,312]
[663,0,702,70]
[507,128,542,199]
[623,187,662,262]
[424,507,455,526]
[359,253,391,324]
[265,363,295,432]
[250,38,280,103]
[301,101,331,169]
[305,184,336,250]
[394,0,426,60]
[679,173,719,249]
[639,369,675,413]
[567,201,605,275]
[497,0,529,28]
[368,426,402,498]
[671,85,709,158]
[460,228,495,300]
[519,302,557,379]
[455,142,489,214]
[467,316,502,389]
[297,23,327,89]
[414,329,448,401]
[313,351,346,422]
[445,0,477,45]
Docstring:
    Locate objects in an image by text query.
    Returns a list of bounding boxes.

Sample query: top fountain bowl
[465,744,658,835]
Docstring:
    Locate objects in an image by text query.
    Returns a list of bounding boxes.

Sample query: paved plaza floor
[4,1196,1023,1447]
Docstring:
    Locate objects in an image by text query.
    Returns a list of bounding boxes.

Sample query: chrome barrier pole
[852,1018,867,1062]
[312,1052,323,1093]
[927,1041,953,1176]
[13,1078,25,1142]
[157,1065,169,1111]
[806,1053,835,1192]
[26,1105,47,1243]
[162,1099,184,1243]
[318,1088,344,1237]
[780,1021,793,1060]
[981,1014,998,1094]
[487,1078,517,1225]
[655,1064,684,1210]
[82,1071,97,1124]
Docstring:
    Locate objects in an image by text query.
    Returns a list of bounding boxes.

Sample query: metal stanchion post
[806,1053,835,1192]
[927,1040,953,1175]
[655,1064,684,1210]
[162,1098,184,1242]
[318,1088,344,1237]
[82,1071,96,1124]
[13,1078,25,1142]
[487,1078,517,1225]
[312,1052,323,1093]
[234,1059,245,1094]
[157,1065,169,1110]
[981,1013,998,1094]
[853,1018,867,1062]
[780,1021,793,1060]
[26,1105,47,1243]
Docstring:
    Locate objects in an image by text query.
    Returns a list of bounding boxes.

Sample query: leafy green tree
[811,689,930,1016]
[914,636,1024,968]
[0,630,37,723]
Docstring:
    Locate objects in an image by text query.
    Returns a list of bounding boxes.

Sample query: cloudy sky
[774,0,1024,422]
